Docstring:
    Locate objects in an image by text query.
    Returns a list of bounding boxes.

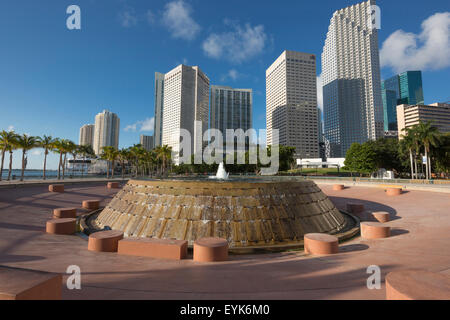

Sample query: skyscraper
[93,110,120,155]
[382,71,424,131]
[161,65,209,164]
[210,85,252,151]
[79,124,94,147]
[272,104,320,158]
[140,135,154,151]
[266,50,318,148]
[153,72,165,148]
[322,0,384,157]
[397,102,450,138]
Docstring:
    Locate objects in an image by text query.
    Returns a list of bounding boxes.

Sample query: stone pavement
[0,182,449,299]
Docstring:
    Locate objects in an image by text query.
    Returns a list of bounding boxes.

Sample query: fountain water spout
[210,162,229,180]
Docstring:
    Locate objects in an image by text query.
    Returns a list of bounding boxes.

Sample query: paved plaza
[0,182,449,299]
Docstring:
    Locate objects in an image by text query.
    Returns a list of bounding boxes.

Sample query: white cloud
[380,12,450,73]
[221,69,241,82]
[124,118,155,133]
[124,123,137,132]
[162,0,200,41]
[7,125,14,132]
[203,23,267,63]
[140,118,154,131]
[118,8,138,28]
[317,74,323,111]
[228,69,239,80]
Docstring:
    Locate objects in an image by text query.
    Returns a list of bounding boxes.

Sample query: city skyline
[1,0,449,169]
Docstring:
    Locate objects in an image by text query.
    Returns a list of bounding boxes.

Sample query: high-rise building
[79,124,94,147]
[93,110,120,155]
[272,104,320,158]
[322,0,384,157]
[161,65,209,164]
[266,50,318,147]
[140,135,154,151]
[210,85,252,151]
[397,102,450,138]
[382,71,424,131]
[153,72,165,148]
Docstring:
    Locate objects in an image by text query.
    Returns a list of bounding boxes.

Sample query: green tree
[433,133,450,177]
[415,121,440,180]
[101,146,119,179]
[0,130,19,181]
[38,135,56,180]
[344,143,377,176]
[16,134,39,181]
[155,145,172,177]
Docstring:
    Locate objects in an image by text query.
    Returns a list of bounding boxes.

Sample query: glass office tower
[381,71,424,132]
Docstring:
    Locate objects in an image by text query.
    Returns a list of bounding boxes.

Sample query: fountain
[209,162,229,180]
[85,176,359,251]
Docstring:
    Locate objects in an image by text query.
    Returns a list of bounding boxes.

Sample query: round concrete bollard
[82,200,100,210]
[386,270,450,300]
[46,218,77,235]
[107,182,120,189]
[386,188,402,196]
[361,222,390,239]
[304,233,339,255]
[53,208,77,219]
[193,237,228,262]
[370,211,390,223]
[49,185,64,193]
[332,184,345,191]
[88,230,124,252]
[347,203,365,214]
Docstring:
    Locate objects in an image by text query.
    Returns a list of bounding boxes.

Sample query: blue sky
[1,0,449,169]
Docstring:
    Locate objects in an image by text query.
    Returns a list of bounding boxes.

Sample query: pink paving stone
[0,182,449,300]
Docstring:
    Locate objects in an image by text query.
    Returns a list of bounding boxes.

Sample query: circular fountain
[85,175,359,252]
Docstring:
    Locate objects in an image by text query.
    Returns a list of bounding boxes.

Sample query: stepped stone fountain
[87,178,356,250]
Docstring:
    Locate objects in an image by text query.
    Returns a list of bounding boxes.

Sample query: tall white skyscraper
[79,124,94,147]
[153,72,165,148]
[266,50,318,154]
[322,0,383,157]
[161,65,209,164]
[93,110,120,155]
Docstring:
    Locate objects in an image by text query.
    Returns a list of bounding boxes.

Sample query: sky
[0,0,449,170]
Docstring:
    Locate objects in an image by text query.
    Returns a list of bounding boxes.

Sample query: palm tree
[38,135,56,180]
[6,143,17,181]
[401,127,416,179]
[415,121,440,180]
[128,144,143,177]
[53,139,64,180]
[155,145,172,177]
[16,134,39,181]
[118,148,130,179]
[67,141,80,177]
[63,140,76,179]
[101,146,119,179]
[0,130,19,181]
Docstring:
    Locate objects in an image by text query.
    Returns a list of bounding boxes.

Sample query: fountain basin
[87,179,357,250]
